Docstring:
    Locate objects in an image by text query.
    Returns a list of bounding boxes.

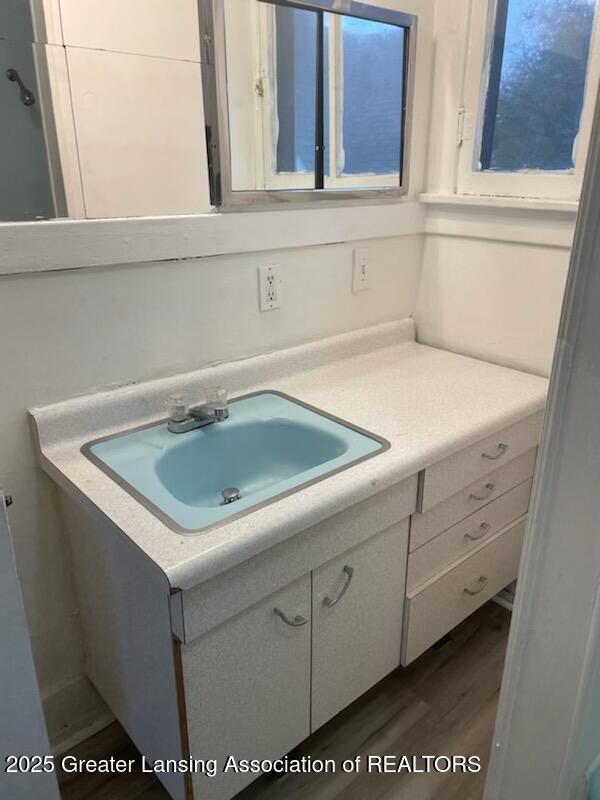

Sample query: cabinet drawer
[407,479,531,593]
[411,448,537,551]
[311,521,408,731]
[419,412,542,512]
[402,517,526,665]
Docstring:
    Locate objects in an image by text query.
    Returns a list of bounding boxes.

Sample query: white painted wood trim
[425,203,576,249]
[0,201,424,275]
[0,194,580,276]
[38,44,86,219]
[420,193,579,215]
[30,0,63,45]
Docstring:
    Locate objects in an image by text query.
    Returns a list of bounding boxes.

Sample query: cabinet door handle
[482,443,509,461]
[470,482,496,501]
[273,607,308,627]
[463,576,489,596]
[323,565,354,608]
[465,522,491,542]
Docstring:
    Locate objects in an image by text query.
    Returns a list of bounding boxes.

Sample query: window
[458,0,600,199]
[274,6,318,177]
[483,0,595,172]
[339,17,406,177]
[265,8,409,190]
[212,0,417,205]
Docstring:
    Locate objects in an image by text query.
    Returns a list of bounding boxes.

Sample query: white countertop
[31,319,548,590]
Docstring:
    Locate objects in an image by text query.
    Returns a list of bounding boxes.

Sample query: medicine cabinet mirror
[0,0,416,221]
[201,0,417,207]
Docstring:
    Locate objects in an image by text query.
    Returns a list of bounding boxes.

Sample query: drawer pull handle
[463,576,489,596]
[465,522,491,542]
[273,608,308,627]
[323,565,354,608]
[470,483,496,501]
[482,443,509,461]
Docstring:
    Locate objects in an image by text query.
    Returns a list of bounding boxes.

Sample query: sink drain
[221,487,241,505]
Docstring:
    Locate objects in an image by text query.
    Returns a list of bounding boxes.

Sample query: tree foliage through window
[482,0,596,172]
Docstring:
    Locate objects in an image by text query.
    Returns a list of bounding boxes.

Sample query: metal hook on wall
[6,68,35,106]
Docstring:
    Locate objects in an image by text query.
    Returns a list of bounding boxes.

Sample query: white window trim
[255,4,313,190]
[324,14,400,189]
[256,6,401,191]
[457,0,600,201]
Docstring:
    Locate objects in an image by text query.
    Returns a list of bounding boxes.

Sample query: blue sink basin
[83,391,389,533]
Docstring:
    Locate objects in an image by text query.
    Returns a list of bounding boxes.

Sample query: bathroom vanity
[32,319,547,800]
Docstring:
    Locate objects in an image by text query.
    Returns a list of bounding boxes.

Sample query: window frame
[256,3,316,190]
[457,0,600,201]
[257,7,403,190]
[199,0,417,209]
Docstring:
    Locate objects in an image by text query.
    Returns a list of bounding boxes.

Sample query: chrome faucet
[167,387,229,434]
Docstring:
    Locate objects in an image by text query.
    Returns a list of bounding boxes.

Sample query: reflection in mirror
[273,5,318,182]
[2,0,211,222]
[0,6,61,222]
[338,17,405,179]
[216,0,417,205]
[225,1,319,191]
[0,0,416,220]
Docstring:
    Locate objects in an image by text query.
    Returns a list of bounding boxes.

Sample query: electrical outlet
[258,264,281,311]
[352,247,371,293]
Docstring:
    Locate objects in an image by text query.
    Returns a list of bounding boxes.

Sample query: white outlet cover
[352,247,371,293]
[258,264,281,311]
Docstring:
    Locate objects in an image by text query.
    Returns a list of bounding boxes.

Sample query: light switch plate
[352,247,371,293]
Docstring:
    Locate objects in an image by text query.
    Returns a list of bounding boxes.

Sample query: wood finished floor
[58,602,510,800]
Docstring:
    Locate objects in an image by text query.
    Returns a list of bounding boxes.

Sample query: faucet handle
[168,395,189,422]
[206,386,227,406]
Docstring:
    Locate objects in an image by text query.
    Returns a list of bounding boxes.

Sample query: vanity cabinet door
[181,574,311,800]
[311,520,408,732]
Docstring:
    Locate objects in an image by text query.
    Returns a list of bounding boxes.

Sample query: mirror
[1,1,212,223]
[0,0,416,222]
[207,0,417,206]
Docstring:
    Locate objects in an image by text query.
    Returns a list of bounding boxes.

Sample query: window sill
[419,193,579,215]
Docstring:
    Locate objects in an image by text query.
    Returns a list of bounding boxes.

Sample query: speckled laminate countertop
[31,319,548,590]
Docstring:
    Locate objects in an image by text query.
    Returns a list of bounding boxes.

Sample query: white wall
[416,229,572,377]
[414,0,576,378]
